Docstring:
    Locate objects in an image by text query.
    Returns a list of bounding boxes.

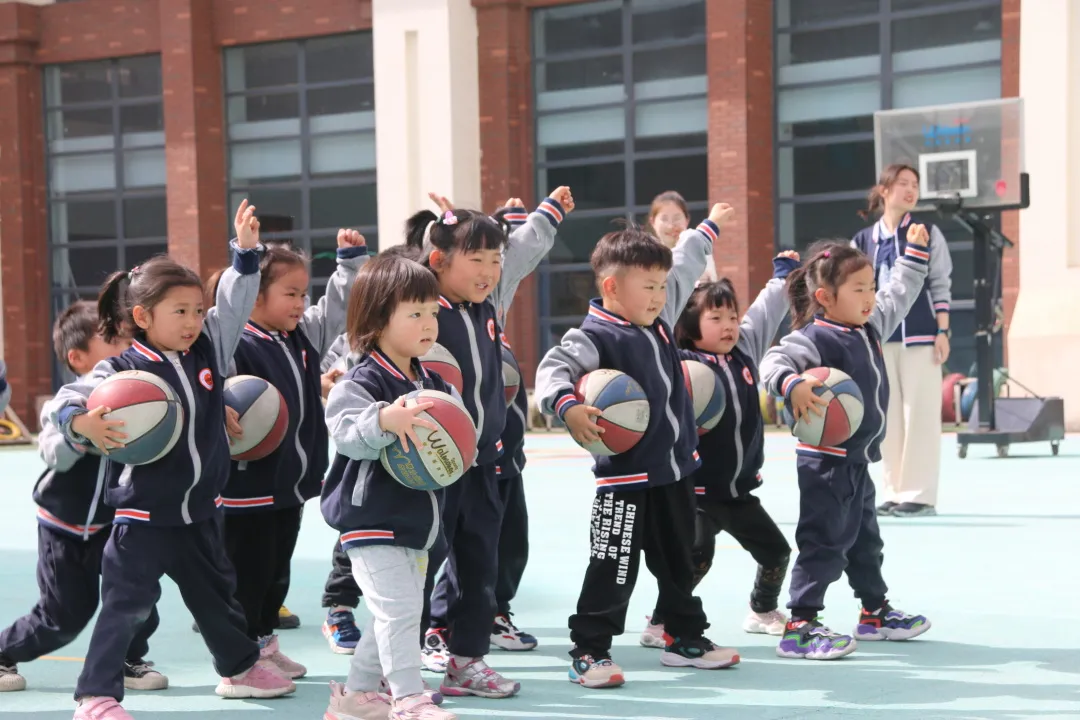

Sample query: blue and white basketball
[681,359,727,435]
[86,370,184,466]
[223,375,289,461]
[783,367,865,447]
[380,389,477,491]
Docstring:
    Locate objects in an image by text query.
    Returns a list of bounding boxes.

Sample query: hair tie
[822,251,831,258]
[440,211,459,227]
[127,265,141,281]
[421,220,437,248]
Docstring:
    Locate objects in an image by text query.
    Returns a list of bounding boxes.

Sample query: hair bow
[440,211,459,226]
[128,265,141,280]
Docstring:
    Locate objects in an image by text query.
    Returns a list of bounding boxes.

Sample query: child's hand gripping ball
[783,367,864,448]
[380,390,478,491]
[566,369,650,456]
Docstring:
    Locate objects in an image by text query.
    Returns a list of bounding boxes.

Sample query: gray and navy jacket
[222,247,367,513]
[535,220,717,493]
[33,399,113,540]
[687,255,797,502]
[428,199,562,467]
[0,360,9,415]
[321,350,461,552]
[496,335,527,480]
[760,244,930,464]
[47,243,260,526]
[852,213,952,346]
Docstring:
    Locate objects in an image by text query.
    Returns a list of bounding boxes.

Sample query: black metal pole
[971,215,995,430]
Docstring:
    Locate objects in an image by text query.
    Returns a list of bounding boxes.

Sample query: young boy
[0,302,167,693]
[534,205,737,689]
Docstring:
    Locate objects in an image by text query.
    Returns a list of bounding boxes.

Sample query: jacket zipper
[170,356,202,525]
[857,329,886,463]
[81,457,108,541]
[458,305,485,440]
[277,336,309,504]
[641,328,680,479]
[718,360,744,497]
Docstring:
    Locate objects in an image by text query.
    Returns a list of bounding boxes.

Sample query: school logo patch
[742,367,754,385]
[499,331,512,350]
[487,319,496,342]
[199,368,214,391]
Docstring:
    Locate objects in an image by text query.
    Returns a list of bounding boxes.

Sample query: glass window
[775,0,880,29]
[226,33,379,273]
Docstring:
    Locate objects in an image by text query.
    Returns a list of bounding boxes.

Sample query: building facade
[0,0,1062,428]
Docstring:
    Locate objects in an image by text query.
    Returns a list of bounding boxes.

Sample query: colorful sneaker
[380,677,443,705]
[490,613,537,651]
[0,655,25,692]
[876,501,898,516]
[325,680,392,720]
[323,610,362,655]
[856,604,931,641]
[259,634,307,679]
[123,660,168,690]
[568,653,625,689]
[661,635,740,669]
[216,662,296,698]
[422,628,449,674]
[638,616,666,649]
[440,656,520,698]
[278,605,301,629]
[890,503,937,518]
[391,693,458,719]
[776,619,856,660]
[73,697,133,719]
[743,608,788,636]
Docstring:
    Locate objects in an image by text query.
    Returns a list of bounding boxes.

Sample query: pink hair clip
[441,211,459,226]
[822,251,831,258]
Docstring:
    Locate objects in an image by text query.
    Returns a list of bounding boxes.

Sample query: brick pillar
[706,0,774,307]
[1000,0,1021,352]
[160,0,228,278]
[0,3,51,425]
[473,0,540,382]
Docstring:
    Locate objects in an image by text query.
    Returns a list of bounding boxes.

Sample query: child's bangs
[394,259,441,304]
[699,281,739,313]
[461,216,509,253]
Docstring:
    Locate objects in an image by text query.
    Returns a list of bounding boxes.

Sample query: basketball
[420,343,463,395]
[783,367,864,447]
[572,369,650,456]
[86,370,185,466]
[681,360,726,435]
[380,389,477,491]
[502,347,521,407]
[223,375,289,461]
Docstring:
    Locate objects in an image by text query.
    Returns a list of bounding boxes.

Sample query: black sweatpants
[322,539,362,609]
[423,464,504,658]
[787,458,888,621]
[75,521,259,701]
[570,478,708,658]
[0,525,159,665]
[223,505,304,639]
[431,472,530,625]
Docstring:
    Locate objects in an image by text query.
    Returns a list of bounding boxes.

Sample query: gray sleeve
[534,328,601,419]
[927,224,953,314]
[324,378,398,461]
[37,422,87,472]
[46,360,118,443]
[735,278,791,365]
[660,221,716,328]
[491,199,563,319]
[869,252,931,339]
[206,242,261,376]
[760,332,822,399]
[300,248,368,356]
[321,333,349,373]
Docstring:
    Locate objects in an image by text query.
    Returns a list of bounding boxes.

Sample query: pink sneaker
[325,681,392,720]
[73,697,133,720]
[380,676,443,705]
[639,616,666,648]
[260,634,307,679]
[215,662,296,699]
[391,693,458,719]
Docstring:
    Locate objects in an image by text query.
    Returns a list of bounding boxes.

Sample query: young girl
[640,251,800,649]
[321,253,459,720]
[760,232,933,661]
[413,188,573,696]
[216,230,367,676]
[46,202,295,719]
[647,191,715,282]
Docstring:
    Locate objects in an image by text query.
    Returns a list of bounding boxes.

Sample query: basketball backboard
[874,98,1027,211]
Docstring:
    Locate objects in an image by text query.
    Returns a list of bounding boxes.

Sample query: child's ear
[813,287,831,307]
[428,249,444,271]
[66,349,82,371]
[600,275,617,296]
[131,305,151,330]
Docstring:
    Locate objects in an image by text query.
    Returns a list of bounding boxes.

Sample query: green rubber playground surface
[0,432,1077,719]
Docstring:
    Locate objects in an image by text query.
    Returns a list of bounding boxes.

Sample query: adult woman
[852,164,953,518]
[647,191,716,283]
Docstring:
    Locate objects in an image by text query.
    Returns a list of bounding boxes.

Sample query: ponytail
[404,210,439,252]
[403,207,509,269]
[786,264,815,330]
[97,271,130,343]
[95,256,203,343]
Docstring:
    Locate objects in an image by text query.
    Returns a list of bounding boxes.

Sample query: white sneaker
[422,628,449,674]
[743,609,788,636]
[639,616,666,648]
[490,614,538,651]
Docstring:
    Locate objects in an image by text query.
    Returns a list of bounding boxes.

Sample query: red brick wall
[1000,0,1021,357]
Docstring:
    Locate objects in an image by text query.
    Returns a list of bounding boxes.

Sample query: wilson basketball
[86,370,184,466]
[783,367,864,448]
[380,389,477,491]
[420,343,463,395]
[571,369,650,456]
[681,359,726,435]
[502,347,522,407]
[223,375,289,461]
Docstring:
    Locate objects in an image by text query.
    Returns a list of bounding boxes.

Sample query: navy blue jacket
[852,214,953,346]
[321,350,462,552]
[222,247,366,513]
[48,244,261,526]
[33,417,112,540]
[536,221,718,493]
[761,245,930,464]
[496,335,527,480]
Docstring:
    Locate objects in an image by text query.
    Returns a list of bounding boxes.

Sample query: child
[413,189,571,697]
[760,232,933,661]
[0,303,166,694]
[0,359,9,415]
[46,202,294,719]
[640,251,800,649]
[216,229,367,676]
[320,253,459,720]
[534,204,736,689]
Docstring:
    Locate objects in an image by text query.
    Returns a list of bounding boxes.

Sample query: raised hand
[777,250,801,262]
[549,186,575,214]
[907,223,930,247]
[234,199,260,249]
[708,203,736,229]
[337,229,366,249]
[503,197,524,208]
[428,192,454,214]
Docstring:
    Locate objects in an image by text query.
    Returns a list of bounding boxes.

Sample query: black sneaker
[0,653,25,692]
[877,501,898,516]
[660,636,740,669]
[891,502,936,517]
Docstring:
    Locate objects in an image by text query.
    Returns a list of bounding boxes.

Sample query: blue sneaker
[490,613,537,651]
[322,610,361,655]
[776,619,856,660]
[855,604,931,641]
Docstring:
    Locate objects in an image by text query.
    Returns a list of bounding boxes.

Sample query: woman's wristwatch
[938,328,951,338]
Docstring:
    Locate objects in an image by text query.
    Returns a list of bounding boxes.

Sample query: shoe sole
[891,509,937,518]
[660,651,740,669]
[639,633,666,649]
[216,682,296,698]
[277,618,301,629]
[0,677,26,692]
[490,637,538,651]
[742,621,786,636]
[322,624,358,655]
[776,641,858,660]
[124,676,169,691]
[439,683,520,699]
[422,656,448,674]
[568,671,625,689]
[855,620,931,641]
